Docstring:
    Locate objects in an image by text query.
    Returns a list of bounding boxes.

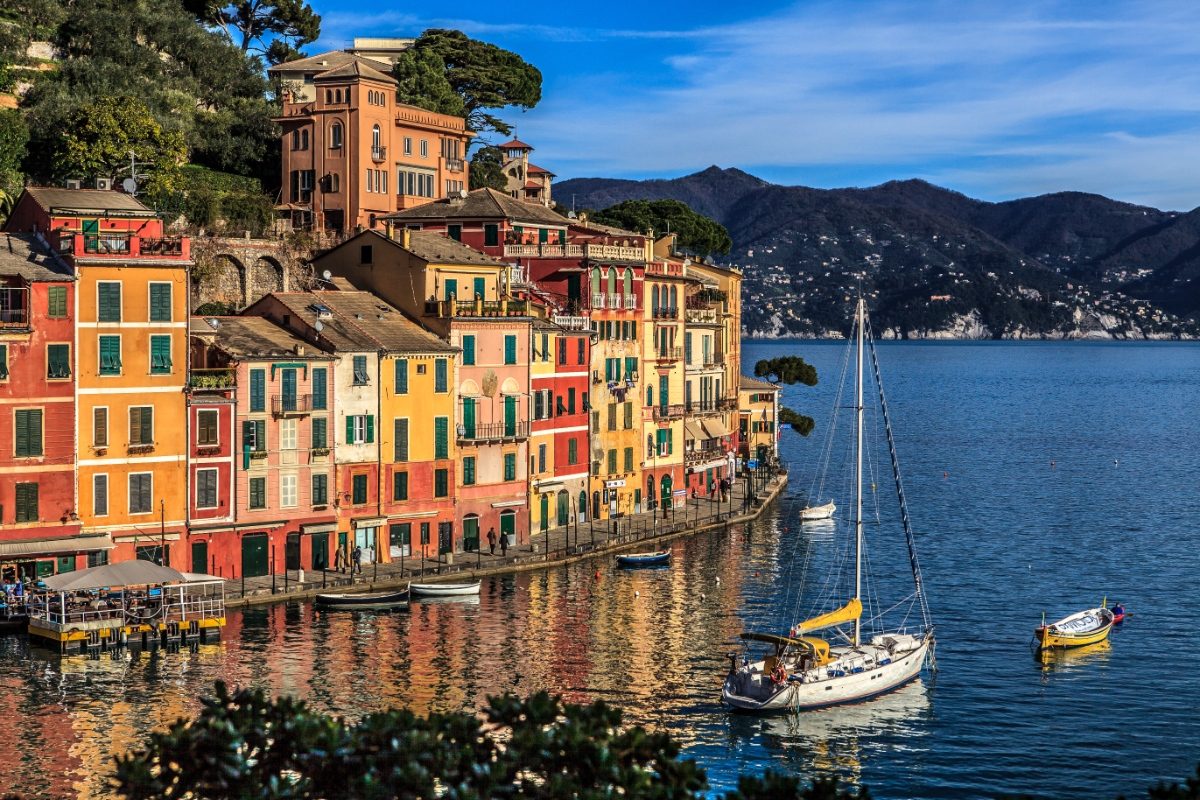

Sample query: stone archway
[248,256,284,304]
[192,253,246,314]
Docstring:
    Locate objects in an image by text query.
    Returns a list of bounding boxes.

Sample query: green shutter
[394,359,408,394]
[250,369,265,411]
[346,415,355,444]
[150,335,172,374]
[312,368,327,409]
[138,407,153,444]
[149,283,172,322]
[624,402,632,429]
[435,358,447,392]
[462,336,475,365]
[435,417,448,459]
[48,286,67,318]
[608,449,617,474]
[504,335,516,364]
[463,456,475,485]
[0,344,7,379]
[98,283,121,322]
[47,344,70,378]
[14,409,28,457]
[312,417,327,448]
[395,418,408,461]
[365,415,375,443]
[624,447,633,472]
[99,336,121,374]
[255,420,265,450]
[434,468,447,497]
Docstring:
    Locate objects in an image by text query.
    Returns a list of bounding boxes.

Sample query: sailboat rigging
[721,297,936,713]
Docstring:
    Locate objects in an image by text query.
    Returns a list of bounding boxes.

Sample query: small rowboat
[410,581,481,597]
[315,589,409,610]
[616,550,670,567]
[1112,605,1126,624]
[800,501,836,521]
[1035,606,1114,649]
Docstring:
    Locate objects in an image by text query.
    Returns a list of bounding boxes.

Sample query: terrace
[457,421,530,443]
[54,232,189,260]
[0,286,30,329]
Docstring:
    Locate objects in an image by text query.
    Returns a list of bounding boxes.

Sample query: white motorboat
[800,501,836,520]
[722,297,936,713]
[409,581,481,597]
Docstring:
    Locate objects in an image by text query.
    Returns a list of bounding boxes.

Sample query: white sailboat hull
[800,501,836,520]
[722,634,932,713]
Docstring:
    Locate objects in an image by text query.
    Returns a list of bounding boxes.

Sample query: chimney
[385,219,395,240]
[402,227,411,248]
[294,344,306,356]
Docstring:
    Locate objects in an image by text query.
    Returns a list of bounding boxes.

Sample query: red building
[0,232,87,580]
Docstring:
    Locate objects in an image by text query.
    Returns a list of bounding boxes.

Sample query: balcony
[685,446,725,466]
[652,306,679,320]
[591,293,606,309]
[552,314,589,331]
[457,421,529,442]
[646,260,684,277]
[684,401,721,415]
[703,355,726,369]
[655,346,683,362]
[607,293,622,309]
[718,396,739,411]
[584,243,644,262]
[624,294,638,310]
[272,394,312,416]
[188,368,236,391]
[508,264,528,286]
[425,298,532,318]
[56,233,189,260]
[0,286,30,329]
[652,404,686,421]
[371,145,387,162]
[446,158,464,172]
[685,307,719,324]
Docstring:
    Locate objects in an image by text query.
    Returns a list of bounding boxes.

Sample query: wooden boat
[616,550,670,567]
[800,501,836,521]
[409,581,481,597]
[1112,604,1126,624]
[1035,606,1114,649]
[315,589,409,610]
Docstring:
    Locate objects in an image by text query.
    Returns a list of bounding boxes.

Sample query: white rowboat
[410,581,481,597]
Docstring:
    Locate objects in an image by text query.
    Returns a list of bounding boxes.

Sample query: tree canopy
[394,29,542,139]
[592,199,732,256]
[469,145,508,191]
[183,0,321,65]
[754,356,818,387]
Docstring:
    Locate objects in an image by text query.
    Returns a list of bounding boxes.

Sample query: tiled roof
[265,290,453,354]
[313,59,396,84]
[268,50,365,74]
[0,232,73,280]
[498,138,534,150]
[526,162,555,176]
[193,316,327,360]
[574,219,643,238]
[740,375,779,391]
[22,187,153,216]
[385,188,568,227]
[403,230,507,267]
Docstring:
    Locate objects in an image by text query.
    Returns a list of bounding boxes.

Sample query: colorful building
[641,256,687,517]
[270,50,472,234]
[497,138,555,206]
[0,232,86,580]
[187,316,337,578]
[7,188,192,568]
[738,375,780,466]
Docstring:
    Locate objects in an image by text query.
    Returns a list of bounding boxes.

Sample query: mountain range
[555,167,1200,339]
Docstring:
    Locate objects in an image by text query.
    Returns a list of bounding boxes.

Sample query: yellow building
[738,375,780,467]
[641,257,687,514]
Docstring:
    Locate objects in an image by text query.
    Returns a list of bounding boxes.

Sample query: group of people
[333,545,365,574]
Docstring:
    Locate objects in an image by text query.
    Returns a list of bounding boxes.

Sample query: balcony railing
[652,404,686,421]
[607,293,622,309]
[718,396,739,411]
[703,355,726,368]
[457,421,530,442]
[371,145,387,162]
[507,264,528,286]
[552,314,589,331]
[425,298,532,318]
[685,446,725,465]
[591,293,606,309]
[272,394,312,415]
[685,307,719,324]
[655,346,683,361]
[652,306,678,319]
[646,260,684,277]
[56,233,189,259]
[446,158,464,172]
[584,244,644,262]
[0,287,30,329]
[684,401,721,415]
[188,368,236,390]
[624,294,638,310]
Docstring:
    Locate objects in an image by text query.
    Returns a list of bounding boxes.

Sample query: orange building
[270,50,472,234]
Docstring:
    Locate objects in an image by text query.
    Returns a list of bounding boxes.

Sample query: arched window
[336,88,343,103]
[606,268,616,296]
[624,268,633,297]
[670,286,678,312]
[329,173,340,192]
[372,124,381,150]
[300,129,309,150]
[652,285,660,311]
[646,435,655,459]
[291,130,300,150]
[646,386,653,407]
[330,122,342,149]
[646,474,656,503]
[591,268,601,297]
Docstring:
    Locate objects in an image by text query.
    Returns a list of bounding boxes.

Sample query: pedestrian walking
[720,477,730,503]
[499,530,509,557]
[334,545,346,573]
[352,545,363,575]
[487,527,497,554]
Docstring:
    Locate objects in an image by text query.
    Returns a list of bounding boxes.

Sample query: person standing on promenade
[487,527,497,554]
[334,545,346,573]
[352,545,363,575]
[499,530,508,557]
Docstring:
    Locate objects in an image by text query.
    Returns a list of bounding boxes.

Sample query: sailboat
[800,501,836,521]
[721,297,935,713]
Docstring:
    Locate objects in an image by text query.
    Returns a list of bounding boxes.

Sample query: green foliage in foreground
[110,682,871,800]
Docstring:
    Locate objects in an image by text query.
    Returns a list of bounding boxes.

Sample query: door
[540,494,549,532]
[311,534,329,570]
[557,491,570,526]
[281,368,297,411]
[285,532,301,571]
[56,555,75,574]
[566,274,581,305]
[500,511,516,546]
[241,534,268,578]
[463,398,476,438]
[445,279,457,301]
[473,277,486,300]
[661,475,673,512]
[82,218,99,251]
[503,395,517,436]
[438,521,453,555]
[463,516,479,552]
[592,491,600,520]
[191,540,209,574]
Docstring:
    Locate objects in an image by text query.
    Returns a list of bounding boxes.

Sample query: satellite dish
[314,320,325,332]
[322,269,332,280]
[122,178,138,195]
[458,188,469,199]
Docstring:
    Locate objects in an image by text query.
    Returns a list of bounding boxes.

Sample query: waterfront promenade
[224,471,788,607]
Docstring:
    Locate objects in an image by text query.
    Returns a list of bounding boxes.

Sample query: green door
[659,375,669,411]
[566,274,581,304]
[463,517,479,551]
[500,511,515,547]
[281,368,297,411]
[661,475,673,512]
[285,533,301,570]
[463,398,476,438]
[56,555,75,574]
[191,540,209,573]
[540,494,549,532]
[311,534,329,570]
[445,279,457,301]
[473,277,486,300]
[242,534,268,578]
[557,491,570,526]
[82,218,99,252]
[504,395,517,436]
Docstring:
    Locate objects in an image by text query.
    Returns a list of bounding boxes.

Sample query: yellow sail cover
[796,598,862,634]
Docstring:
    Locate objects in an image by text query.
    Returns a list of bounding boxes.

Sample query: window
[280,418,297,450]
[624,401,633,429]
[0,344,6,379]
[360,245,373,264]
[150,335,172,374]
[300,129,309,150]
[461,335,475,366]
[394,359,408,394]
[149,282,172,322]
[129,406,154,446]
[503,452,517,481]
[484,224,498,246]
[352,473,368,505]
[312,474,328,505]
[93,407,108,447]
[197,409,219,445]
[129,473,152,514]
[330,122,343,149]
[568,438,578,465]
[447,224,462,241]
[97,282,121,322]
[435,358,447,392]
[624,447,634,473]
[280,474,297,508]
[434,468,448,497]
[312,368,327,409]
[393,470,408,501]
[47,286,67,318]
[537,443,546,473]
[348,414,374,444]
[248,476,266,509]
[607,403,616,431]
[312,416,328,449]
[196,468,218,509]
[249,369,265,411]
[504,335,517,365]
[14,482,37,522]
[420,139,428,157]
[372,124,381,150]
[463,456,476,485]
[403,137,413,155]
[420,522,430,545]
[353,355,369,385]
[14,408,42,457]
[243,419,266,453]
[577,338,585,364]
[434,417,448,459]
[93,474,108,516]
[607,449,617,475]
[394,418,409,461]
[46,344,70,379]
[99,335,121,375]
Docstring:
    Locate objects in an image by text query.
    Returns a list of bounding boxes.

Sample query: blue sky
[312,0,1200,210]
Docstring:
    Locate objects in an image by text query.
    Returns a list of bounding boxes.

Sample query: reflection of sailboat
[722,298,935,713]
[759,679,932,742]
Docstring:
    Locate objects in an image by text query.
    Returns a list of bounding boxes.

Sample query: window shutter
[98,283,121,322]
[94,474,108,515]
[14,410,28,456]
[250,369,265,411]
[312,368,327,409]
[365,415,375,443]
[504,335,516,364]
[624,402,632,429]
[462,337,474,366]
[255,420,265,449]
[139,407,152,444]
[395,359,408,394]
[434,417,447,459]
[312,417,327,448]
[395,418,409,461]
[435,359,447,392]
[346,415,355,444]
[150,284,171,322]
[534,392,543,420]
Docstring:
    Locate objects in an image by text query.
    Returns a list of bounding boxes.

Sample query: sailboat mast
[853,296,865,648]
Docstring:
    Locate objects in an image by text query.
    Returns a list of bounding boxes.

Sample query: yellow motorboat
[1034,605,1114,649]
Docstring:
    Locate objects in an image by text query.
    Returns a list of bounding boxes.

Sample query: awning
[684,421,707,441]
[0,533,114,559]
[690,457,727,472]
[301,523,337,535]
[702,418,731,438]
[40,560,186,592]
